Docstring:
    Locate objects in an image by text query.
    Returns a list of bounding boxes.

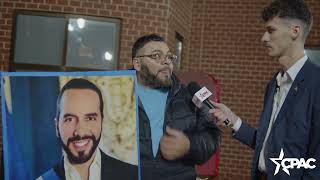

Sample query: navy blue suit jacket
[233,59,320,180]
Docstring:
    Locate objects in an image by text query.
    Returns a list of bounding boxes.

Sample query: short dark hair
[262,0,313,37]
[56,78,104,120]
[132,34,165,59]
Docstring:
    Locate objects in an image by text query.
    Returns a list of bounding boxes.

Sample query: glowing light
[104,51,113,61]
[68,24,74,31]
[77,18,86,29]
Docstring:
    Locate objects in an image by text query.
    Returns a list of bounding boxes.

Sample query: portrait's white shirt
[64,149,101,180]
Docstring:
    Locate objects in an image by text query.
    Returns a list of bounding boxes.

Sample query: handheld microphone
[187,81,230,126]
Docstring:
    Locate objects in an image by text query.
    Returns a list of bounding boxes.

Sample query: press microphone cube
[187,81,230,126]
[192,87,212,108]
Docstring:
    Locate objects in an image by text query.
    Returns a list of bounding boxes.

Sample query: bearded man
[132,34,222,180]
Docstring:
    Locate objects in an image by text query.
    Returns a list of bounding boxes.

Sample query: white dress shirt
[36,150,101,180]
[232,55,308,172]
[64,150,101,180]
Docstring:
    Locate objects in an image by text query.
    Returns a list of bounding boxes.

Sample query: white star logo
[270,148,290,175]
[270,148,317,176]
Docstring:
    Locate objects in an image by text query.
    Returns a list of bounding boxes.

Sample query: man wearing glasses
[132,34,221,180]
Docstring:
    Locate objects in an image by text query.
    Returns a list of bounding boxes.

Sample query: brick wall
[166,0,193,69]
[0,0,320,179]
[0,0,173,72]
[187,0,320,179]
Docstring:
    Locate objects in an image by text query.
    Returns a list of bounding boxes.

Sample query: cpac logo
[270,148,316,175]
[199,90,209,98]
[195,87,212,102]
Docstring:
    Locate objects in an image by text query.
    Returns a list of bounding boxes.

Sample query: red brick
[87,9,98,15]
[124,0,134,6]
[76,8,85,13]
[93,3,104,9]
[39,4,50,10]
[63,6,74,12]
[5,31,11,36]
[51,5,62,11]
[136,1,146,8]
[5,19,12,25]
[151,10,162,17]
[122,13,132,18]
[128,19,138,25]
[118,5,128,12]
[129,7,138,12]
[99,9,110,16]
[0,25,11,30]
[158,5,167,10]
[15,3,26,8]
[140,20,150,26]
[4,43,11,49]
[140,8,151,14]
[26,3,38,9]
[112,0,123,5]
[57,0,68,6]
[70,0,80,6]
[32,0,45,4]
[111,11,122,17]
[147,3,157,9]
[100,0,111,4]
[106,4,116,10]
[3,2,14,7]
[134,14,144,19]
[33,0,45,3]
[46,0,56,4]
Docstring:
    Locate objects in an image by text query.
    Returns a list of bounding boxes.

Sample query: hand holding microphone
[209,101,239,127]
[187,82,238,127]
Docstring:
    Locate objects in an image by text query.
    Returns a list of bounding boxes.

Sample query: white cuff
[231,117,242,131]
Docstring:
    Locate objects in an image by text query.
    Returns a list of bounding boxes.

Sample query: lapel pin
[293,86,298,95]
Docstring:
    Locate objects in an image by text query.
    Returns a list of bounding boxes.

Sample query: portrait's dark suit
[233,59,320,180]
[40,150,138,180]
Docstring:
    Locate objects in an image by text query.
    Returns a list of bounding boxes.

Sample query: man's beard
[58,134,101,164]
[139,63,172,89]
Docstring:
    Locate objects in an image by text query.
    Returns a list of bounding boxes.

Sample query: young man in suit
[38,78,138,180]
[211,0,320,180]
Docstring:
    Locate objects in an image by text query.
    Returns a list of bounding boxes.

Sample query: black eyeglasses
[136,52,177,64]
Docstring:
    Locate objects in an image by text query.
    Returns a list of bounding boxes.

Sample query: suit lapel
[100,151,112,179]
[256,78,277,150]
[271,60,312,129]
[53,157,66,180]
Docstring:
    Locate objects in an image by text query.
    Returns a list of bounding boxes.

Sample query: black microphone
[187,81,230,126]
[187,82,215,109]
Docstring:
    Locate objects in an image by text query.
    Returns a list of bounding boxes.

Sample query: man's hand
[209,101,239,127]
[160,126,190,160]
